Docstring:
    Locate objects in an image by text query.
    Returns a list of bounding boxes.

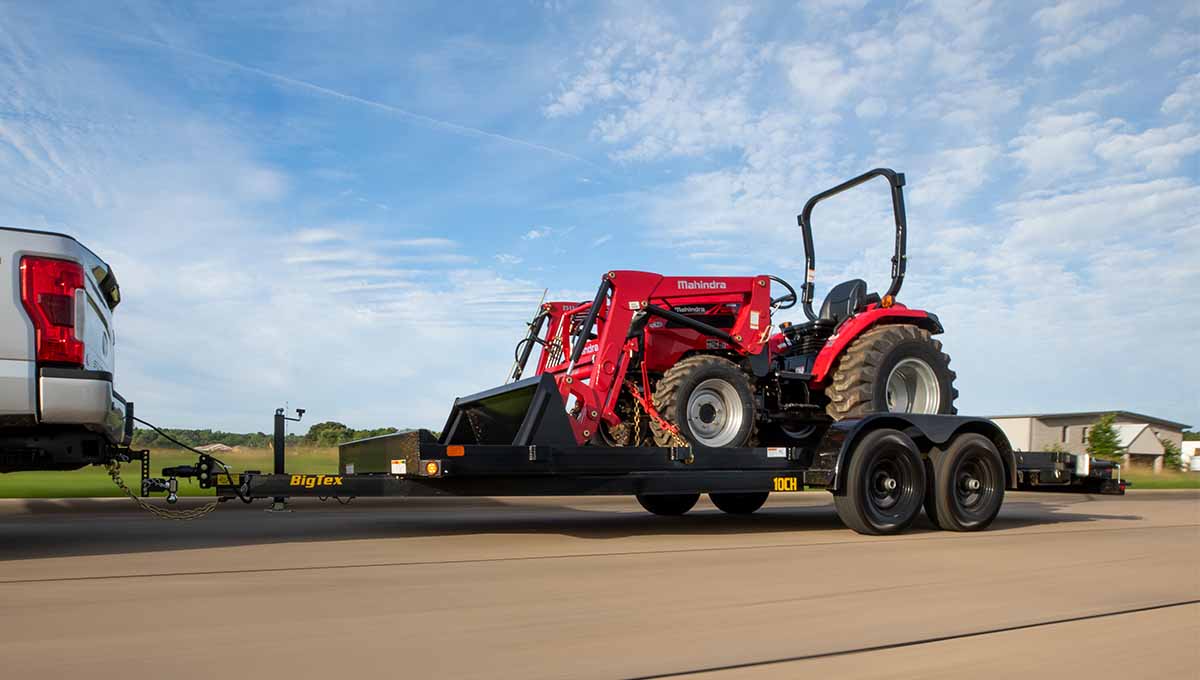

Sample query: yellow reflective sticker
[772,476,799,492]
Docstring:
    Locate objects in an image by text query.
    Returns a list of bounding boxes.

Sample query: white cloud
[523,227,552,240]
[294,228,344,243]
[1002,177,1200,248]
[780,45,861,114]
[1011,110,1200,182]
[1095,124,1200,174]
[545,6,767,162]
[386,237,460,249]
[913,144,1002,210]
[1032,0,1122,32]
[1162,73,1200,117]
[854,97,887,119]
[494,253,522,265]
[1035,14,1148,68]
[1009,112,1124,182]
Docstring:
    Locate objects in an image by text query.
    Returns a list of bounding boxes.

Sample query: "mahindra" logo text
[676,280,727,290]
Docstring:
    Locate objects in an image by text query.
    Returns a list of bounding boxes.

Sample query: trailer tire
[709,492,769,515]
[652,355,756,448]
[926,433,1004,532]
[636,493,700,516]
[833,428,925,535]
[825,324,957,420]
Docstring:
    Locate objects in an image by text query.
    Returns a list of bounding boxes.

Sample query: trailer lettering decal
[289,474,345,489]
[772,476,799,492]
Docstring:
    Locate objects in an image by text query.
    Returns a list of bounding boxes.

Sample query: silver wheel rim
[686,378,745,447]
[885,358,941,414]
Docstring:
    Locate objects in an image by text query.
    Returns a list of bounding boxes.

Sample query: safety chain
[624,380,690,449]
[105,461,219,521]
[631,396,642,446]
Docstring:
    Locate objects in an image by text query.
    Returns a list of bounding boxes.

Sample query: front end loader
[441,168,956,451]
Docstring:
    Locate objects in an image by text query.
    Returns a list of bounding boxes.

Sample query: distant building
[1182,441,1200,471]
[195,443,234,453]
[988,411,1190,474]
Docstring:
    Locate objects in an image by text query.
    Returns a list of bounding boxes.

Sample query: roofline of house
[986,410,1192,430]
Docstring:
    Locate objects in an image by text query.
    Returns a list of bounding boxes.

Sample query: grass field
[1123,470,1200,490]
[0,447,339,498]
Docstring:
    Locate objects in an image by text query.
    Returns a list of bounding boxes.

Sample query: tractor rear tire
[651,355,756,448]
[637,493,700,516]
[710,492,769,515]
[824,324,957,421]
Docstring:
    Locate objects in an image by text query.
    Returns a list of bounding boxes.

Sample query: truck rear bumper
[0,358,36,420]
[39,368,127,444]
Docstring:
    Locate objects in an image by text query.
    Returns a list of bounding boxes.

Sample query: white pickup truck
[0,226,130,472]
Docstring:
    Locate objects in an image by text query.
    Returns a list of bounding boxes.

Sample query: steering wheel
[768,275,797,310]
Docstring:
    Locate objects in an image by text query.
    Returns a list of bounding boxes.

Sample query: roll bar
[796,168,907,321]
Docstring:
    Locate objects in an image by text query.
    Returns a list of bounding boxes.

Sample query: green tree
[1161,438,1182,471]
[305,421,353,447]
[1086,413,1123,462]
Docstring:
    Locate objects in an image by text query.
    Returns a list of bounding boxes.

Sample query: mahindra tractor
[442,168,957,450]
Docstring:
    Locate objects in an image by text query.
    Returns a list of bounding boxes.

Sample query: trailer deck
[166,413,1127,535]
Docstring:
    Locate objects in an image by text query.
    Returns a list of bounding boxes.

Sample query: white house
[988,410,1189,474]
[1183,441,1200,471]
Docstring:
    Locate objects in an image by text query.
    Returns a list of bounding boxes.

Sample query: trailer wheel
[825,325,957,420]
[636,493,700,516]
[833,428,925,535]
[652,355,756,448]
[709,492,769,515]
[926,433,1005,531]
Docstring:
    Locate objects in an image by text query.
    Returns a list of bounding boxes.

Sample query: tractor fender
[821,414,1017,494]
[809,307,944,385]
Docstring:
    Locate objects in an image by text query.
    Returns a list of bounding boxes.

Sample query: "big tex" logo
[289,474,344,489]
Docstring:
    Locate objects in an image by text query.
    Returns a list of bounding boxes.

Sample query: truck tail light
[20,256,85,366]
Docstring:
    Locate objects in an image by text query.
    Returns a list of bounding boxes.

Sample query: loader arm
[541,271,775,444]
[446,270,775,447]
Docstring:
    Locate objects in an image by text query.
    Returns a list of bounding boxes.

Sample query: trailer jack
[267,407,305,512]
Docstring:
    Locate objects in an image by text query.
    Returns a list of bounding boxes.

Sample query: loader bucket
[439,373,579,447]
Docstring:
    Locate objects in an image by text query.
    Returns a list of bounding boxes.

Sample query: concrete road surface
[1,490,1197,679]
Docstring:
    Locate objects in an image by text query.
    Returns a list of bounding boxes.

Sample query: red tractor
[443,169,956,449]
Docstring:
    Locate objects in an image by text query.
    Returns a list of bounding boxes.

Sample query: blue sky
[0,0,1196,431]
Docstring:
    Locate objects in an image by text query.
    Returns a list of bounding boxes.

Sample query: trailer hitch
[141,476,180,504]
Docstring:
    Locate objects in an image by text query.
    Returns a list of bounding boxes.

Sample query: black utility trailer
[189,411,1123,536]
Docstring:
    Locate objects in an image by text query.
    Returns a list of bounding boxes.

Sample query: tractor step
[776,370,814,381]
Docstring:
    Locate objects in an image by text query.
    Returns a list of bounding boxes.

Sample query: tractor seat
[781,279,879,349]
[819,279,879,326]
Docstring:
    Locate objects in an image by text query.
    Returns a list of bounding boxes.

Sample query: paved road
[0,490,1197,679]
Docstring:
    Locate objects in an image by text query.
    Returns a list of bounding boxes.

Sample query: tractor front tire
[710,492,769,515]
[824,324,957,421]
[651,355,756,448]
[637,493,700,516]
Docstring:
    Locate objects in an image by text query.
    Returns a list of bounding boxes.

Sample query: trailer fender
[824,414,1017,494]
